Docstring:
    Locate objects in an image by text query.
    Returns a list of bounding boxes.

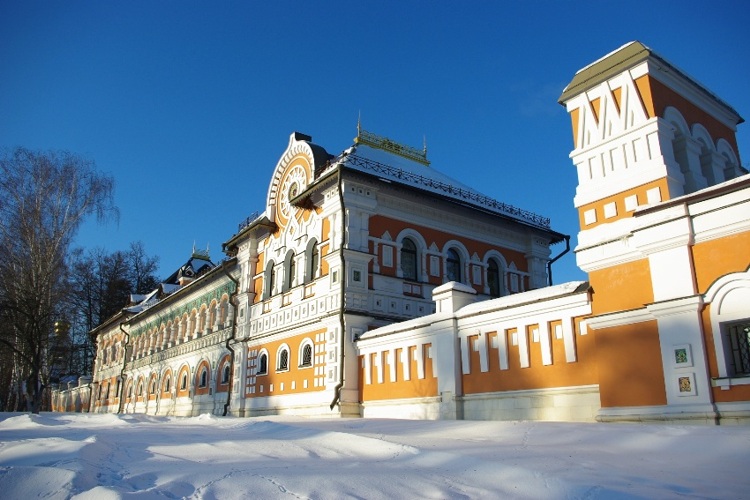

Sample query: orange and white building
[561,41,749,423]
[56,41,750,424]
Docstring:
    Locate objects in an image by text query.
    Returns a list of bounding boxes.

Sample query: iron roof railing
[342,154,551,228]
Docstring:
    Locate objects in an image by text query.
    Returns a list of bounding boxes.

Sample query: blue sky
[2,1,749,284]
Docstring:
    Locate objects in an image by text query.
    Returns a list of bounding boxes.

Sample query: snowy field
[0,413,748,499]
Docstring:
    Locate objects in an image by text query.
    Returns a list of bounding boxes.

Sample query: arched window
[149,378,156,394]
[401,238,418,281]
[285,251,296,291]
[257,352,268,375]
[277,346,289,371]
[446,248,462,282]
[487,258,501,298]
[180,372,188,391]
[164,376,170,393]
[306,241,319,283]
[199,368,208,388]
[198,309,206,334]
[265,260,276,297]
[299,341,313,367]
[706,269,750,381]
[222,364,231,384]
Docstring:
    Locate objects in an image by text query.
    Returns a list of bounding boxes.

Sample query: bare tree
[66,243,159,379]
[127,241,160,295]
[0,147,117,413]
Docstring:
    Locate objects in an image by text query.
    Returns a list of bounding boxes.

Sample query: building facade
[53,41,750,424]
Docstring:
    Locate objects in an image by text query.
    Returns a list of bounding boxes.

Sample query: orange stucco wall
[645,76,740,157]
[634,75,655,119]
[590,97,601,123]
[577,178,670,228]
[700,303,750,403]
[368,214,528,291]
[588,259,654,315]
[596,320,667,408]
[462,318,597,394]
[692,232,750,293]
[246,328,327,398]
[360,344,438,401]
[570,108,580,146]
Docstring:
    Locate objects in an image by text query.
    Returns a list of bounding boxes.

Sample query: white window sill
[712,376,750,390]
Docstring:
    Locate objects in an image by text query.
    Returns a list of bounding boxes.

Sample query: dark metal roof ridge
[124,256,238,324]
[223,213,276,253]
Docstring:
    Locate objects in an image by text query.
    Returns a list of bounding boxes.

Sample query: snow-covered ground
[0,413,747,499]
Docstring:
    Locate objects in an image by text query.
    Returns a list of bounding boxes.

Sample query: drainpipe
[547,235,570,286]
[330,166,347,411]
[117,318,130,414]
[221,259,240,417]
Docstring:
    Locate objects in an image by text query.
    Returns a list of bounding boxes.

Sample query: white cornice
[586,308,653,329]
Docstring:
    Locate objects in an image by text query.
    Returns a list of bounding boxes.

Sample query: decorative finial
[423,134,427,156]
[191,243,211,260]
[354,127,430,166]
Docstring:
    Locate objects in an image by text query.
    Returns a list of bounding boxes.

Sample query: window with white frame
[706,270,750,383]
[257,352,268,375]
[401,237,418,281]
[446,248,462,282]
[199,368,208,388]
[264,260,276,297]
[487,258,502,297]
[222,363,231,384]
[299,341,313,368]
[726,321,750,376]
[306,240,319,283]
[277,346,290,371]
[284,251,296,291]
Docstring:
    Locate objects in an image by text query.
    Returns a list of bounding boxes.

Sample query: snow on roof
[124,288,160,314]
[335,134,552,229]
[433,280,477,295]
[161,283,181,294]
[359,280,589,342]
[458,280,589,316]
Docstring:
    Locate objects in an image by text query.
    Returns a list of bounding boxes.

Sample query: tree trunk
[26,369,45,414]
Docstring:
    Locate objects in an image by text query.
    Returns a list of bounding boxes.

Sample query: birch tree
[0,147,117,413]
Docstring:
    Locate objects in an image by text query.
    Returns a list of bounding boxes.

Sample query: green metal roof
[558,41,651,104]
[557,41,743,124]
